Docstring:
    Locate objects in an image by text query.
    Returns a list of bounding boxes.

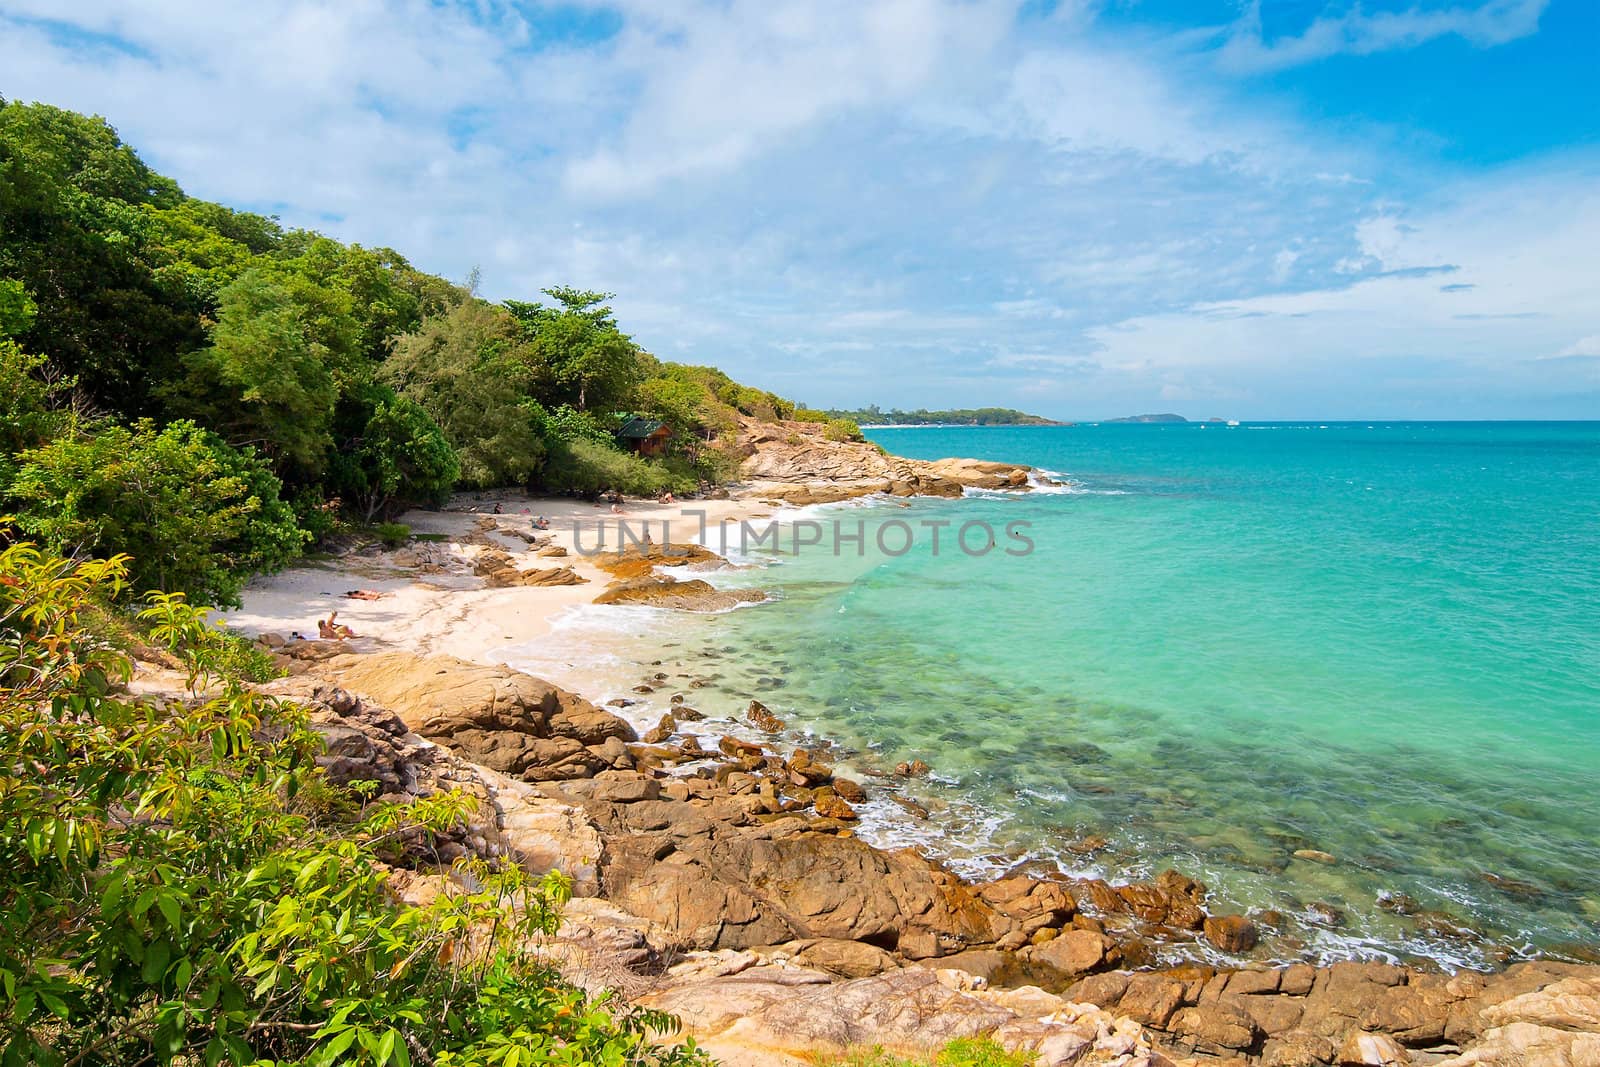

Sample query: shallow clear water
[517,422,1600,967]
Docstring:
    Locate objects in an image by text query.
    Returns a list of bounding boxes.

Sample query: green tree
[0,277,35,338]
[382,299,543,488]
[330,388,461,520]
[0,99,201,412]
[6,419,305,606]
[0,340,74,494]
[167,268,339,476]
[506,287,645,413]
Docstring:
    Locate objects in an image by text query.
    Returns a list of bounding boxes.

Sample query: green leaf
[157,893,182,931]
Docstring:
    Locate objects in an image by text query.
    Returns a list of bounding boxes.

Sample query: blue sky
[3,0,1597,419]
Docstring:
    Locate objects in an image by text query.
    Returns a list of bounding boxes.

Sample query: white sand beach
[225,491,776,666]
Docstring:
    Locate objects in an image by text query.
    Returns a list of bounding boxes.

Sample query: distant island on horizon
[827,405,1061,427]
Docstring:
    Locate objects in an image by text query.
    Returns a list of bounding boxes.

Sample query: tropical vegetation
[0,97,802,606]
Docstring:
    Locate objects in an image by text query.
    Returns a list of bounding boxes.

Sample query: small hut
[615,416,672,458]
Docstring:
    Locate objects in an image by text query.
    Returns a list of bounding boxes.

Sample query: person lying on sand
[317,612,358,640]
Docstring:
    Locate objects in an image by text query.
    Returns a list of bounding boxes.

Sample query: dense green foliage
[7,420,305,607]
[0,97,813,604]
[0,540,709,1066]
[820,407,1056,426]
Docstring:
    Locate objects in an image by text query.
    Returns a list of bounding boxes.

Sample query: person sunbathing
[318,611,358,640]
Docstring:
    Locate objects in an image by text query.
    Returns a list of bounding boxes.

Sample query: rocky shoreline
[208,427,1597,1065]
[191,636,1595,1067]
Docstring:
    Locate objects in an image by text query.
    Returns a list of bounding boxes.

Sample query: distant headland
[826,406,1061,427]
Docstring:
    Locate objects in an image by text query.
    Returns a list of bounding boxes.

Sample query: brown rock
[718,735,765,759]
[1262,1031,1338,1067]
[596,811,1015,957]
[895,759,931,777]
[832,777,866,803]
[1025,928,1109,980]
[977,876,1076,932]
[813,792,858,821]
[789,938,900,979]
[588,773,662,804]
[309,653,637,781]
[747,700,786,732]
[1063,971,1132,1010]
[1171,999,1261,1052]
[1118,973,1187,1029]
[1336,1031,1409,1065]
[594,576,766,611]
[1204,914,1260,953]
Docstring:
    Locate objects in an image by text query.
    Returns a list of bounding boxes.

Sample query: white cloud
[0,0,1591,417]
[1219,0,1549,73]
[564,0,1012,196]
[1078,161,1600,414]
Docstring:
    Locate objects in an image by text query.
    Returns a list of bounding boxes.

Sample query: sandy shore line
[226,490,781,664]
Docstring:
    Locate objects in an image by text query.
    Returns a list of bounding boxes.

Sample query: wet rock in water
[832,777,866,803]
[594,576,767,612]
[813,791,858,821]
[1203,914,1260,953]
[1306,902,1347,928]
[1482,871,1546,899]
[747,700,786,733]
[632,684,654,694]
[672,704,706,721]
[895,759,932,778]
[718,736,765,759]
[1294,849,1339,865]
[1376,891,1420,915]
[643,714,677,744]
[890,794,930,819]
[1064,834,1109,856]
[606,698,637,708]
[787,749,833,787]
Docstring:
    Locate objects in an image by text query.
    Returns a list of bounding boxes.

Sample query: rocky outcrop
[473,547,587,587]
[592,576,767,611]
[1055,960,1600,1066]
[257,674,605,889]
[585,541,768,612]
[736,417,1034,504]
[586,795,1016,958]
[310,653,637,781]
[641,961,1183,1066]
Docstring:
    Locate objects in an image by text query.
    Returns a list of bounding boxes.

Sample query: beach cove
[216,418,1600,1063]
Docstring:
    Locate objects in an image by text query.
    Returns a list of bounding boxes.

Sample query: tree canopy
[0,96,810,603]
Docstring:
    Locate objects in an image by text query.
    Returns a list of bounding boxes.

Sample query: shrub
[376,521,411,548]
[6,419,307,607]
[540,438,697,497]
[824,418,865,443]
[792,408,830,424]
[0,542,708,1067]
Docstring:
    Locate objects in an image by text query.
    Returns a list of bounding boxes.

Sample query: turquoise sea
[521,422,1600,967]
